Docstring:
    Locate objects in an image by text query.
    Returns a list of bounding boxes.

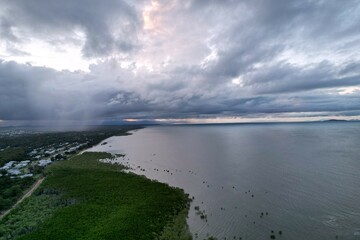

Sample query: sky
[1,0,360,125]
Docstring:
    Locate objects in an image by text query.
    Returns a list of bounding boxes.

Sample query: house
[38,159,52,167]
[8,169,21,175]
[14,160,30,168]
[45,149,56,155]
[1,161,16,170]
[20,173,34,178]
[29,150,38,156]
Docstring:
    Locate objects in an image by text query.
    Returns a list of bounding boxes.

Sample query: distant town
[0,141,88,178]
[0,126,138,214]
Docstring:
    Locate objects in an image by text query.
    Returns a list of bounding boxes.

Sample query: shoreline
[0,128,193,240]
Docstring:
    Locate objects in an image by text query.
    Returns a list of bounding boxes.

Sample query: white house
[38,159,52,167]
[1,161,16,170]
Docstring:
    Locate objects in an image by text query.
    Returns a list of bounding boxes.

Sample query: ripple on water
[88,124,360,240]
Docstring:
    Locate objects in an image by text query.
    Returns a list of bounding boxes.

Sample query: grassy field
[0,152,191,240]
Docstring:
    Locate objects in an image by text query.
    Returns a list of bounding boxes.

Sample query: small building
[29,150,38,156]
[14,160,31,169]
[68,147,78,152]
[1,161,16,170]
[45,150,56,155]
[8,169,21,175]
[38,159,52,167]
[20,173,34,178]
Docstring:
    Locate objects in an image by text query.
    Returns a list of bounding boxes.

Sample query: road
[0,177,45,219]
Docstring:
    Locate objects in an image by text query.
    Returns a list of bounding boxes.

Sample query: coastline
[0,129,192,240]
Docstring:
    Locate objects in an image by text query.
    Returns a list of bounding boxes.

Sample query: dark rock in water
[270,235,276,239]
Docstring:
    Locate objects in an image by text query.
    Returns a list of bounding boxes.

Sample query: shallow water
[88,123,360,240]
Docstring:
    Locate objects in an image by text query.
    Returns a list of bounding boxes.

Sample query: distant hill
[322,119,349,122]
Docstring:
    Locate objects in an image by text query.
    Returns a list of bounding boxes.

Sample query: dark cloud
[1,57,360,121]
[241,61,360,94]
[0,0,141,57]
[0,17,18,42]
[193,0,360,74]
[1,1,360,122]
[0,60,153,121]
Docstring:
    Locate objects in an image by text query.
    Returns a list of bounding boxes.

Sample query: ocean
[88,122,360,240]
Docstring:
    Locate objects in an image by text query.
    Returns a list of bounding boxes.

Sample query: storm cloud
[0,0,360,123]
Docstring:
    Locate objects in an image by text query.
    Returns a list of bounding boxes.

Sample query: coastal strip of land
[0,126,141,216]
[0,151,192,240]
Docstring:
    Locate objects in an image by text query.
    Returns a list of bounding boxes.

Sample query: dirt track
[0,177,45,219]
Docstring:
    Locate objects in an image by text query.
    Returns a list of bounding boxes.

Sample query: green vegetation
[0,177,34,212]
[0,126,137,153]
[158,210,191,240]
[0,126,140,214]
[0,152,191,240]
[0,194,65,238]
[0,149,26,167]
[0,148,34,212]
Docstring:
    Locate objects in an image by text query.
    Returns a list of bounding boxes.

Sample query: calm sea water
[88,123,360,240]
